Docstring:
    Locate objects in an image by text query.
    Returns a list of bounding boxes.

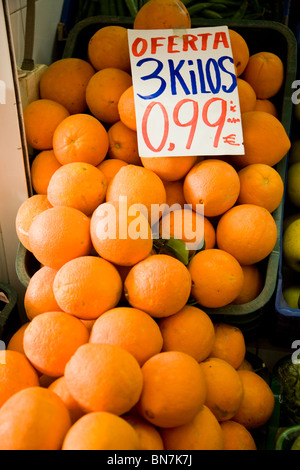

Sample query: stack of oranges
[7,0,288,450]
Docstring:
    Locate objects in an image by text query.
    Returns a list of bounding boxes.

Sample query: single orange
[158,305,215,362]
[124,254,191,318]
[28,206,92,270]
[7,323,29,354]
[47,162,107,216]
[188,248,244,308]
[141,155,197,182]
[242,51,284,99]
[64,343,143,415]
[0,386,71,450]
[160,405,224,450]
[97,158,128,184]
[133,0,191,30]
[107,120,141,165]
[24,265,63,320]
[52,113,109,166]
[30,150,62,195]
[216,203,278,265]
[23,311,90,377]
[0,350,39,408]
[86,67,132,124]
[62,411,140,450]
[89,306,163,366]
[237,163,284,213]
[118,85,136,131]
[39,57,95,114]
[49,376,85,424]
[163,179,186,208]
[15,194,52,251]
[232,264,264,305]
[209,323,246,369]
[23,99,70,150]
[183,159,240,217]
[200,357,244,422]
[220,420,257,450]
[88,25,131,72]
[237,77,257,113]
[53,255,123,320]
[137,351,207,428]
[254,98,278,117]
[232,370,275,429]
[232,111,290,167]
[123,414,164,450]
[228,29,249,77]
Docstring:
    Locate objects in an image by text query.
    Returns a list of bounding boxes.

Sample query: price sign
[128,26,245,158]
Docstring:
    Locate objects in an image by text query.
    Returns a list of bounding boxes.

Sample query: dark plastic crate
[0,282,20,344]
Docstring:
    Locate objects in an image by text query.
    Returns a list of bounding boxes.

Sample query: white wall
[8,0,64,67]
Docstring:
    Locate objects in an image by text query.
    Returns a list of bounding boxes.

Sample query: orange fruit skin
[106,164,167,223]
[237,163,284,213]
[53,255,123,320]
[254,98,278,117]
[7,323,29,355]
[220,420,257,450]
[237,78,257,113]
[124,254,191,318]
[89,306,163,366]
[49,376,85,424]
[47,162,107,216]
[62,411,140,450]
[216,203,277,265]
[159,207,215,252]
[200,357,244,422]
[31,150,62,195]
[123,414,164,450]
[24,266,63,320]
[15,194,53,252]
[232,111,291,167]
[242,51,284,99]
[0,386,71,450]
[88,25,131,72]
[86,68,132,124]
[23,99,70,150]
[141,155,197,183]
[163,179,186,208]
[183,159,240,217]
[118,85,137,131]
[28,206,92,270]
[137,351,207,428]
[23,311,90,377]
[39,58,95,114]
[158,305,215,362]
[0,350,39,408]
[228,29,249,77]
[188,248,244,308]
[232,264,264,305]
[209,323,246,369]
[64,343,143,415]
[232,370,275,430]
[90,200,153,267]
[52,113,109,166]
[107,120,141,165]
[160,405,224,450]
[97,158,128,184]
[133,0,191,30]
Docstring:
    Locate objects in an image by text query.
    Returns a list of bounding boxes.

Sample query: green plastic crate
[17,17,298,341]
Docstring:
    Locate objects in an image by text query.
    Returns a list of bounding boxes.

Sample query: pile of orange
[8,0,286,450]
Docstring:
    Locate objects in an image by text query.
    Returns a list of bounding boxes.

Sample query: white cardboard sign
[128,26,245,158]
